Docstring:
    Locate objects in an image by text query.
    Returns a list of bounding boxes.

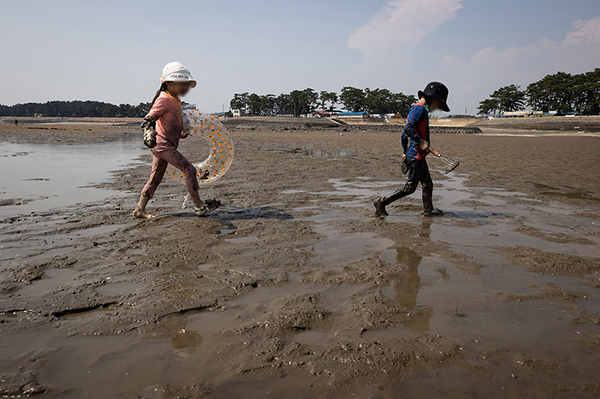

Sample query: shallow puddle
[303,148,356,158]
[171,329,203,351]
[364,248,600,365]
[0,138,144,217]
[319,178,403,201]
[301,174,600,361]
[0,332,197,399]
[435,175,473,206]
[217,227,237,235]
[307,210,394,268]
[312,228,393,268]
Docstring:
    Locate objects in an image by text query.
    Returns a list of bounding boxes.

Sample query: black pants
[381,159,433,212]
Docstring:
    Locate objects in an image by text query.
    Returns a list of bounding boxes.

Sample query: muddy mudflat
[1,122,600,398]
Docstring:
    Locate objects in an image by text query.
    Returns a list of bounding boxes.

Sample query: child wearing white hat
[133,62,219,218]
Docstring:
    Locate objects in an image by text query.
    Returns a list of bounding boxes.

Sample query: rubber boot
[423,194,443,216]
[373,197,389,217]
[422,180,443,216]
[423,194,434,215]
[375,183,418,217]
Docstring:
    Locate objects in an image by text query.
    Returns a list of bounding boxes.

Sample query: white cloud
[564,15,600,45]
[348,0,463,58]
[345,4,600,114]
[440,15,600,111]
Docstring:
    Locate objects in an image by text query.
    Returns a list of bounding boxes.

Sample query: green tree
[390,92,417,116]
[230,92,249,115]
[262,94,276,116]
[303,88,319,113]
[319,91,338,112]
[364,88,392,114]
[289,90,303,116]
[495,85,526,112]
[573,68,600,115]
[527,72,574,112]
[0,100,148,118]
[340,87,366,112]
[288,89,318,116]
[586,68,600,115]
[274,93,290,115]
[478,84,526,115]
[362,89,415,115]
[477,98,499,116]
[247,93,264,116]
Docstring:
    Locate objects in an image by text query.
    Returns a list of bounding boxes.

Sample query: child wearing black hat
[374,82,450,217]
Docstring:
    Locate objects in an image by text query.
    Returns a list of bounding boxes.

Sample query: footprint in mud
[17,268,81,296]
[292,330,329,345]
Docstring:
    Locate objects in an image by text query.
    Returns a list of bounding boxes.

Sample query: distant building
[232,109,242,118]
[337,112,368,119]
[312,110,338,117]
[502,111,532,118]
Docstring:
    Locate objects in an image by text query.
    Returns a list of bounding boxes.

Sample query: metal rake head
[438,155,460,174]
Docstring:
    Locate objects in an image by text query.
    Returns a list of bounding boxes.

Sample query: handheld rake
[429,148,460,174]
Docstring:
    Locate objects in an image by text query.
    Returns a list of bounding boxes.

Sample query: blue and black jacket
[401,103,429,161]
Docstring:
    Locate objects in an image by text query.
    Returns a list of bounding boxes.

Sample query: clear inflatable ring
[166,109,234,185]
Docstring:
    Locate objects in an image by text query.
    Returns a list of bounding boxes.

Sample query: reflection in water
[419,217,433,239]
[393,247,433,335]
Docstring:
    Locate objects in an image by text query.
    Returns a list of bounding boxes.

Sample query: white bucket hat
[161,62,197,88]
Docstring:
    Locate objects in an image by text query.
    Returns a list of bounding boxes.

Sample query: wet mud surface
[1,124,600,398]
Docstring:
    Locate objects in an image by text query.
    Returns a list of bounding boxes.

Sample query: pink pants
[142,148,199,199]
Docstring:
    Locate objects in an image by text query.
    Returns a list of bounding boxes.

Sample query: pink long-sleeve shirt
[147,92,183,151]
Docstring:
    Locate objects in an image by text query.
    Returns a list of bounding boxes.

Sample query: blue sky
[1,0,599,114]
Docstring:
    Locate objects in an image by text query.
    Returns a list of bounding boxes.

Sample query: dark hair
[424,95,433,106]
[151,82,169,105]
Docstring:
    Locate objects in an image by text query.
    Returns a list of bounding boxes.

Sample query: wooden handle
[429,148,441,157]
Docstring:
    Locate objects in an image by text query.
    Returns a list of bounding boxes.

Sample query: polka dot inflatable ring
[166,109,234,186]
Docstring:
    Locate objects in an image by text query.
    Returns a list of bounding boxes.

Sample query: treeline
[0,101,152,118]
[478,68,600,115]
[230,87,416,117]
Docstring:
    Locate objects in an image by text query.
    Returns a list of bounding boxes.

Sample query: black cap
[418,82,450,112]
